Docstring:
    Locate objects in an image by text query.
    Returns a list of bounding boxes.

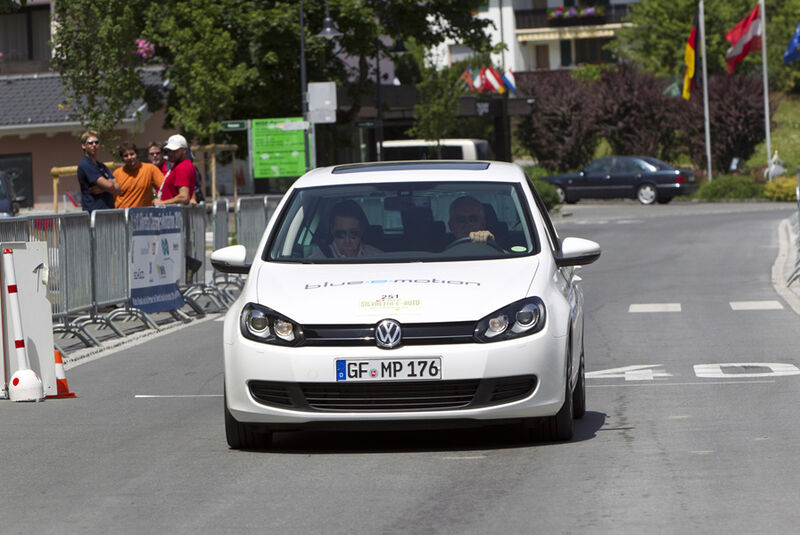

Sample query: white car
[211,161,600,449]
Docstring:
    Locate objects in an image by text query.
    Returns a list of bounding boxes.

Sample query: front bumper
[224,327,568,428]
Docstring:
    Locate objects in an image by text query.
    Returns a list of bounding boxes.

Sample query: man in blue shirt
[77,130,120,212]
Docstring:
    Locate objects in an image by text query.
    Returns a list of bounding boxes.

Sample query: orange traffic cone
[46,350,76,399]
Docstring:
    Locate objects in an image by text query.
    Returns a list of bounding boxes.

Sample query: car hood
[254,258,539,324]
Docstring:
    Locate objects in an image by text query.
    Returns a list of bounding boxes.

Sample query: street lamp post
[300,0,341,171]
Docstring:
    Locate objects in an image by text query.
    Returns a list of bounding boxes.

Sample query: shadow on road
[244,411,608,454]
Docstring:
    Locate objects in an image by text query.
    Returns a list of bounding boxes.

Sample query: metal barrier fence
[3,195,281,350]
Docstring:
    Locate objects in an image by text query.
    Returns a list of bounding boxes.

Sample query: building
[0,1,171,209]
[434,0,636,73]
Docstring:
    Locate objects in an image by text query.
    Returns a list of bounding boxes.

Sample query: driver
[448,195,495,243]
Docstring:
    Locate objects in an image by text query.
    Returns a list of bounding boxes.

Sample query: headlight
[240,303,303,346]
[474,297,546,343]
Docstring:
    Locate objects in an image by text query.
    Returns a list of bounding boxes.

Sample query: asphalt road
[3,201,800,534]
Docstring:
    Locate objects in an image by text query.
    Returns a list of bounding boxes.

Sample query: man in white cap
[154,134,196,206]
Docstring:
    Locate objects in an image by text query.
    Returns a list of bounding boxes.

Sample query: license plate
[335,358,441,382]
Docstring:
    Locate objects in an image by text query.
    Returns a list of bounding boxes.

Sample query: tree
[679,74,774,172]
[51,0,147,141]
[596,63,684,161]
[516,72,600,172]
[142,0,255,139]
[610,0,800,93]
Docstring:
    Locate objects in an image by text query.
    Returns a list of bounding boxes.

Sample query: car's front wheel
[225,390,272,449]
[572,350,586,419]
[637,183,658,205]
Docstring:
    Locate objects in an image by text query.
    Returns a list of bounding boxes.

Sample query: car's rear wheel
[637,183,658,205]
[225,390,272,450]
[657,196,673,204]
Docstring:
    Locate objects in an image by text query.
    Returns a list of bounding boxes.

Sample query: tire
[225,391,272,450]
[554,186,566,204]
[657,196,673,204]
[539,345,575,442]
[637,183,658,205]
[572,351,586,420]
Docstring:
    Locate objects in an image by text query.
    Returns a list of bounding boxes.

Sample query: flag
[502,68,517,95]
[682,12,700,100]
[461,66,475,91]
[471,67,483,91]
[784,22,800,63]
[487,66,505,94]
[724,4,762,74]
[480,66,495,92]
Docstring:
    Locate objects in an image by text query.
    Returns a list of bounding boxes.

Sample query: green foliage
[610,0,800,93]
[143,0,255,139]
[693,175,765,200]
[516,72,600,172]
[764,175,797,200]
[530,176,561,211]
[0,1,26,14]
[52,0,147,142]
[747,94,800,172]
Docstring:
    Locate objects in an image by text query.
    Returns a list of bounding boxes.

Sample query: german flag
[682,12,700,100]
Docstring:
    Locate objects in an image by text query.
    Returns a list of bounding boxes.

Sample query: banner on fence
[129,207,185,313]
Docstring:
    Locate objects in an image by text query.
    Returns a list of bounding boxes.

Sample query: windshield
[266,181,538,263]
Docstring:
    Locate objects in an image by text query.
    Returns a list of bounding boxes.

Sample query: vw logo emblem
[375,319,402,349]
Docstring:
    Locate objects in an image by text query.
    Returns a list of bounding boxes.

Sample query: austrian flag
[724,4,762,74]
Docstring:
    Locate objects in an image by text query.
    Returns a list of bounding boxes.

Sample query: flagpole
[760,0,772,177]
[699,0,712,182]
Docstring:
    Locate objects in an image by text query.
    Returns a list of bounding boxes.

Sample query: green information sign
[251,117,307,179]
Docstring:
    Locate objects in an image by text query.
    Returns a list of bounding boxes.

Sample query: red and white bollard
[3,248,43,402]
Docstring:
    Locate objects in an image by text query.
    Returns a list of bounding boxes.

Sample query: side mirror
[210,244,251,274]
[554,237,601,267]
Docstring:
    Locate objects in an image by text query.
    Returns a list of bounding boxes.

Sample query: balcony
[515,4,633,30]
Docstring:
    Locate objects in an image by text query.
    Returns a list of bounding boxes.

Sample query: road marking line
[629,303,681,313]
[587,380,776,387]
[729,300,784,310]
[134,394,223,398]
[691,450,714,455]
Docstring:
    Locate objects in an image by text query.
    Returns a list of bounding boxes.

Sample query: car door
[577,158,613,199]
[610,157,643,199]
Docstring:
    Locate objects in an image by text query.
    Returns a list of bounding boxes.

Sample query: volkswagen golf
[211,160,601,449]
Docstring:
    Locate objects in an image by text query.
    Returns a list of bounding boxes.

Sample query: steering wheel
[444,236,504,253]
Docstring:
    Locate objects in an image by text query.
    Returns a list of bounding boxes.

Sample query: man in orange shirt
[113,142,165,208]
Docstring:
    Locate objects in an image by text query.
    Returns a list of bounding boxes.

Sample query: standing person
[153,134,196,206]
[113,142,164,208]
[77,130,120,212]
[147,141,168,174]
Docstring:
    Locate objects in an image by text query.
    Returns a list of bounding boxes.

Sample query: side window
[584,158,610,174]
[526,179,559,252]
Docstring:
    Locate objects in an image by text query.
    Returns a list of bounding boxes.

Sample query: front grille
[302,321,475,346]
[248,375,537,412]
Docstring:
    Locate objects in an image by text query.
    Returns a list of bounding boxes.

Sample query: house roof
[0,67,164,137]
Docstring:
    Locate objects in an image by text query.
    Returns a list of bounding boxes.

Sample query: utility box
[0,241,56,399]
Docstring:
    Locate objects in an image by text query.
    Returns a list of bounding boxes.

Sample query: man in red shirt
[154,134,196,206]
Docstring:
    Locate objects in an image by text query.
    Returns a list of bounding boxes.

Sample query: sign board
[251,117,307,178]
[128,207,185,314]
[221,120,247,132]
[308,82,337,124]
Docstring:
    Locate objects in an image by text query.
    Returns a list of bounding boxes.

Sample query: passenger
[448,195,495,243]
[312,200,381,258]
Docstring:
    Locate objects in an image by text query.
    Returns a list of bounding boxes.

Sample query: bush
[764,176,797,201]
[694,175,765,200]
[523,167,561,211]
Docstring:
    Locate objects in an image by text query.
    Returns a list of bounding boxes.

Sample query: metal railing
[3,195,280,351]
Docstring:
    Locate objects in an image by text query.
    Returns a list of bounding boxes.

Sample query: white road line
[629,303,681,313]
[587,380,776,387]
[134,394,223,398]
[729,300,784,311]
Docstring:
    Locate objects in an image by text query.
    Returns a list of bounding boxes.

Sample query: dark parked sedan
[543,156,696,205]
